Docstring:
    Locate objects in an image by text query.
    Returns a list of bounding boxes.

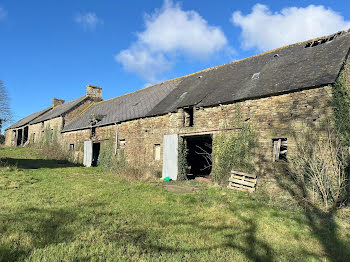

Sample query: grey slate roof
[30,96,88,124]
[148,31,350,116]
[6,107,52,130]
[63,30,350,132]
[62,80,181,132]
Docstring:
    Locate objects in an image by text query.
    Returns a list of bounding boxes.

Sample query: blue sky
[1,0,350,130]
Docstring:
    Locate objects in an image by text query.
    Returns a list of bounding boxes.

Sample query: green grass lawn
[0,147,349,261]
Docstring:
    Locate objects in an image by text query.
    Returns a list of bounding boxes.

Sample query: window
[70,144,75,151]
[154,144,161,161]
[33,133,36,143]
[91,127,96,138]
[184,107,194,127]
[273,138,287,162]
[119,139,126,149]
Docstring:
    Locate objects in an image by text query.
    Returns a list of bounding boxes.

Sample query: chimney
[52,98,65,108]
[86,85,102,101]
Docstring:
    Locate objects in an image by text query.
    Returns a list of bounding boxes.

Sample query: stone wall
[4,129,13,146]
[62,85,334,177]
[4,95,98,147]
[28,117,64,144]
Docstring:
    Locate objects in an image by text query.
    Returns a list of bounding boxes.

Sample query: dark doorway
[17,129,23,146]
[185,134,213,179]
[92,142,100,167]
[23,126,29,144]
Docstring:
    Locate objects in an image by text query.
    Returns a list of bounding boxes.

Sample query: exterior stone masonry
[62,85,334,177]
[4,95,96,147]
[6,31,350,184]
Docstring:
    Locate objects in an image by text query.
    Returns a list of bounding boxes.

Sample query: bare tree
[0,80,12,133]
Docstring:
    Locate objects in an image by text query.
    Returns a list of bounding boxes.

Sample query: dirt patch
[162,184,200,194]
[194,176,211,183]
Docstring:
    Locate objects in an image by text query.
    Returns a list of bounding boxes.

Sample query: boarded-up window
[120,139,126,149]
[273,138,287,162]
[154,144,161,161]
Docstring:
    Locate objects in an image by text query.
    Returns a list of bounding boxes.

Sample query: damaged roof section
[6,107,52,130]
[62,79,181,132]
[148,30,350,116]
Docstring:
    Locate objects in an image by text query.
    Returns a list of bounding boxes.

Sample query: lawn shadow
[272,165,350,262]
[0,207,77,262]
[0,157,81,169]
[120,204,275,261]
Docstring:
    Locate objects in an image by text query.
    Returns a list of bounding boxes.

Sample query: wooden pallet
[227,170,257,192]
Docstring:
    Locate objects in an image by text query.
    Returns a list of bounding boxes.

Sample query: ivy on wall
[211,106,257,185]
[98,133,126,171]
[177,137,189,181]
[332,67,350,146]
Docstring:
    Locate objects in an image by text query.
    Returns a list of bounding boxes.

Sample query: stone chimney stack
[86,85,102,101]
[52,98,65,108]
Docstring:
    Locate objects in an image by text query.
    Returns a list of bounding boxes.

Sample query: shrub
[31,126,74,162]
[211,107,256,185]
[287,127,349,211]
[98,135,159,181]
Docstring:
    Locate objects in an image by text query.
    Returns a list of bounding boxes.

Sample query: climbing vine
[211,106,257,185]
[178,137,189,181]
[98,133,126,171]
[332,68,350,146]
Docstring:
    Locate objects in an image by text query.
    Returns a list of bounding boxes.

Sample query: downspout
[114,123,119,155]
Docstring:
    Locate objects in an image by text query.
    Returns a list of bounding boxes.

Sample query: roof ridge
[92,78,181,105]
[93,29,350,108]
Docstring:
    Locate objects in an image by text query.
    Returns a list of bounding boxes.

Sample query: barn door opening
[17,129,23,146]
[92,142,101,167]
[23,126,29,144]
[185,134,212,179]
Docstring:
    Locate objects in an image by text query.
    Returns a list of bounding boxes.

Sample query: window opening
[273,138,287,162]
[184,107,194,127]
[91,127,96,138]
[70,144,75,151]
[119,139,126,149]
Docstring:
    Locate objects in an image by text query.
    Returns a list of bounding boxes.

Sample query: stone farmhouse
[5,29,350,182]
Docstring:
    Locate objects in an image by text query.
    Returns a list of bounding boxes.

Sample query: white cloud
[232,4,350,52]
[116,0,228,82]
[117,46,172,82]
[0,7,7,20]
[75,12,103,31]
